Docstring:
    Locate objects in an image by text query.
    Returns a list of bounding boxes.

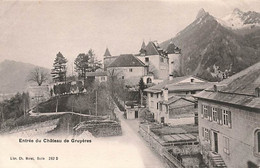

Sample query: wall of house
[96,76,107,83]
[147,92,162,122]
[161,100,196,125]
[139,54,168,80]
[107,66,147,79]
[126,107,139,119]
[168,53,181,75]
[198,99,260,168]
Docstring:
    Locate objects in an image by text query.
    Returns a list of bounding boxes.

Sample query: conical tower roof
[141,41,146,49]
[104,48,111,57]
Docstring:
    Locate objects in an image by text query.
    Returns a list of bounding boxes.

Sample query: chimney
[255,87,260,97]
[169,75,173,81]
[163,87,169,101]
[213,85,218,92]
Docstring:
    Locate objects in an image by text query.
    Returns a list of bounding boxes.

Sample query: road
[99,106,166,168]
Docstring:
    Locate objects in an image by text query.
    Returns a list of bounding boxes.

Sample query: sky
[0,0,259,72]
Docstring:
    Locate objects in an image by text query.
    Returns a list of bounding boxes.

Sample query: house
[194,61,260,168]
[85,71,107,83]
[144,75,216,124]
[136,41,169,80]
[125,101,145,119]
[158,94,198,126]
[107,54,148,85]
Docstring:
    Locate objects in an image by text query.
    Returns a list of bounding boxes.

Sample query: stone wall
[75,121,122,137]
[139,124,165,155]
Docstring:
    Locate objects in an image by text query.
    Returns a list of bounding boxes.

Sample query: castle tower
[104,47,111,57]
[166,39,181,77]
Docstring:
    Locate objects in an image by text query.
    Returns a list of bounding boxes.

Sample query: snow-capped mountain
[220,8,260,29]
[160,8,260,81]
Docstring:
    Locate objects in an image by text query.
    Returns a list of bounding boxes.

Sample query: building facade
[144,75,215,124]
[136,41,169,80]
[194,61,260,168]
[107,54,148,85]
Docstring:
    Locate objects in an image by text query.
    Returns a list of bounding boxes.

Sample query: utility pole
[95,90,98,116]
[55,95,59,113]
[23,96,26,117]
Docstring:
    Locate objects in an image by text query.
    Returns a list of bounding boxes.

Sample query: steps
[209,152,227,168]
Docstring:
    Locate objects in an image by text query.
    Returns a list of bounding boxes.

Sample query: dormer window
[191,79,194,83]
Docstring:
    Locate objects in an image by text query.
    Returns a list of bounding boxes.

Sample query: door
[214,132,218,153]
[135,111,138,118]
[161,117,165,124]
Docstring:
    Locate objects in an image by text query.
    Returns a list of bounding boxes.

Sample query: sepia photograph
[0,0,259,168]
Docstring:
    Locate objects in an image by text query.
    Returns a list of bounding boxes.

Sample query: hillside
[161,8,260,81]
[0,60,50,94]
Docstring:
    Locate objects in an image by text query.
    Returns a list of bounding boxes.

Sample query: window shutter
[228,111,232,128]
[208,106,212,121]
[204,106,208,118]
[157,103,158,109]
[201,105,204,118]
[218,108,223,125]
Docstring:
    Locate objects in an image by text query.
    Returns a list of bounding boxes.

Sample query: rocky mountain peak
[196,8,207,19]
[232,8,243,15]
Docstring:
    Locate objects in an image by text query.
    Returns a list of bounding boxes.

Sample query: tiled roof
[85,71,107,77]
[194,61,260,110]
[144,41,160,55]
[160,95,195,106]
[144,75,213,93]
[108,54,146,68]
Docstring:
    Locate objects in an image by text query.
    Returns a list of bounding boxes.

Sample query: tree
[74,49,101,87]
[28,67,49,86]
[138,78,145,105]
[51,52,67,83]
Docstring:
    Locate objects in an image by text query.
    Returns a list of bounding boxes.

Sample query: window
[191,79,194,83]
[145,57,149,62]
[157,103,159,109]
[147,78,152,84]
[255,130,260,155]
[160,57,164,62]
[223,136,230,154]
[100,77,106,81]
[202,127,210,142]
[223,110,228,125]
[202,105,208,119]
[159,103,162,111]
[122,76,124,79]
[151,93,153,97]
[156,94,159,98]
[212,108,218,122]
[191,91,196,94]
[258,131,260,154]
[223,110,231,127]
[129,68,133,72]
[151,101,154,109]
